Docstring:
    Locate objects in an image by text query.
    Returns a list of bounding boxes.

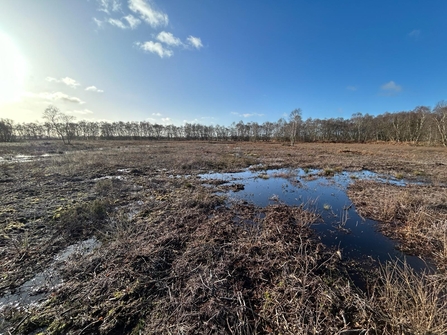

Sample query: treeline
[1,101,447,145]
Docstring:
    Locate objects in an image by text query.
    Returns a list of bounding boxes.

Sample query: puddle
[92,175,126,181]
[199,169,432,275]
[0,153,60,164]
[0,238,100,311]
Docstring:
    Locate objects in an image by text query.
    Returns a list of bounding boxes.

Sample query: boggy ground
[1,140,447,334]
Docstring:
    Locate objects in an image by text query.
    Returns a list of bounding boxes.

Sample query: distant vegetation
[2,101,447,145]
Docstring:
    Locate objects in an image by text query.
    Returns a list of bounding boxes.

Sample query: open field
[1,140,447,334]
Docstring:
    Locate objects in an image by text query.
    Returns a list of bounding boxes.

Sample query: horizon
[1,1,446,126]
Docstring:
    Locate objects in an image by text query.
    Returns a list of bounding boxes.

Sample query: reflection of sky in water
[200,169,432,273]
[0,238,100,310]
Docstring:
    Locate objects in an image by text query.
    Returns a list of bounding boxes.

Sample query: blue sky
[0,0,446,125]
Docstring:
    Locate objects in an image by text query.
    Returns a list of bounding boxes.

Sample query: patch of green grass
[395,173,404,180]
[323,168,335,176]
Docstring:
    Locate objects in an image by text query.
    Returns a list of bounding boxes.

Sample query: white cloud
[157,31,182,46]
[85,86,104,93]
[46,76,81,89]
[346,86,357,91]
[108,18,127,29]
[97,0,121,14]
[408,29,421,40]
[123,14,141,29]
[152,112,162,116]
[68,109,94,115]
[136,41,173,58]
[187,36,203,49]
[128,0,168,28]
[380,81,402,95]
[24,91,85,104]
[161,117,171,123]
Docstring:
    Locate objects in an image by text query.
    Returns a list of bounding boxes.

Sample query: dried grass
[372,260,447,334]
[348,180,447,268]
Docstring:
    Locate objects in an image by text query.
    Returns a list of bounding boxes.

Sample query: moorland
[1,140,447,334]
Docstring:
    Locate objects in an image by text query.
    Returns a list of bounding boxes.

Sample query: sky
[0,0,446,126]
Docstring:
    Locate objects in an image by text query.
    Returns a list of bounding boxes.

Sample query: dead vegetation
[348,180,447,268]
[6,184,376,334]
[1,140,447,334]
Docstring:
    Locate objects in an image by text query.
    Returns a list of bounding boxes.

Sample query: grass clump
[372,260,447,334]
[55,199,110,240]
[348,180,447,268]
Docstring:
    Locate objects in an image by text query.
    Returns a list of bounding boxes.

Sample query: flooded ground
[0,238,100,312]
[200,168,432,275]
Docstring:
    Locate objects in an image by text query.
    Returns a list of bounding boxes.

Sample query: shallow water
[0,153,59,164]
[0,238,100,311]
[200,169,431,274]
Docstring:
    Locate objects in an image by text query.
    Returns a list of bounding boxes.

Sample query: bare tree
[434,101,447,146]
[0,119,14,142]
[289,109,302,146]
[43,105,76,144]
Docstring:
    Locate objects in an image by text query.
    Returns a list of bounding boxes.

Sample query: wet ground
[0,238,100,312]
[200,168,433,276]
[1,140,446,334]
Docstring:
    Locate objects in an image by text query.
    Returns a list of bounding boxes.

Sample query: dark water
[200,169,432,274]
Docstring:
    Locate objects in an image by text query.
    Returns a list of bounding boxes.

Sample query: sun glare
[0,32,27,106]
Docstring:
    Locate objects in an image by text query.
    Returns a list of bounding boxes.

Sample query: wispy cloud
[346,86,357,91]
[107,15,141,29]
[93,17,104,28]
[46,77,81,89]
[129,0,168,28]
[183,118,199,124]
[24,91,85,104]
[124,14,141,29]
[187,36,203,49]
[108,18,127,29]
[152,112,162,116]
[380,81,402,96]
[135,41,173,58]
[157,31,182,46]
[85,86,104,93]
[97,0,121,14]
[408,29,421,40]
[231,112,264,118]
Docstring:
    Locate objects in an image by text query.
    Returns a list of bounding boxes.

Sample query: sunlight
[0,31,27,106]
